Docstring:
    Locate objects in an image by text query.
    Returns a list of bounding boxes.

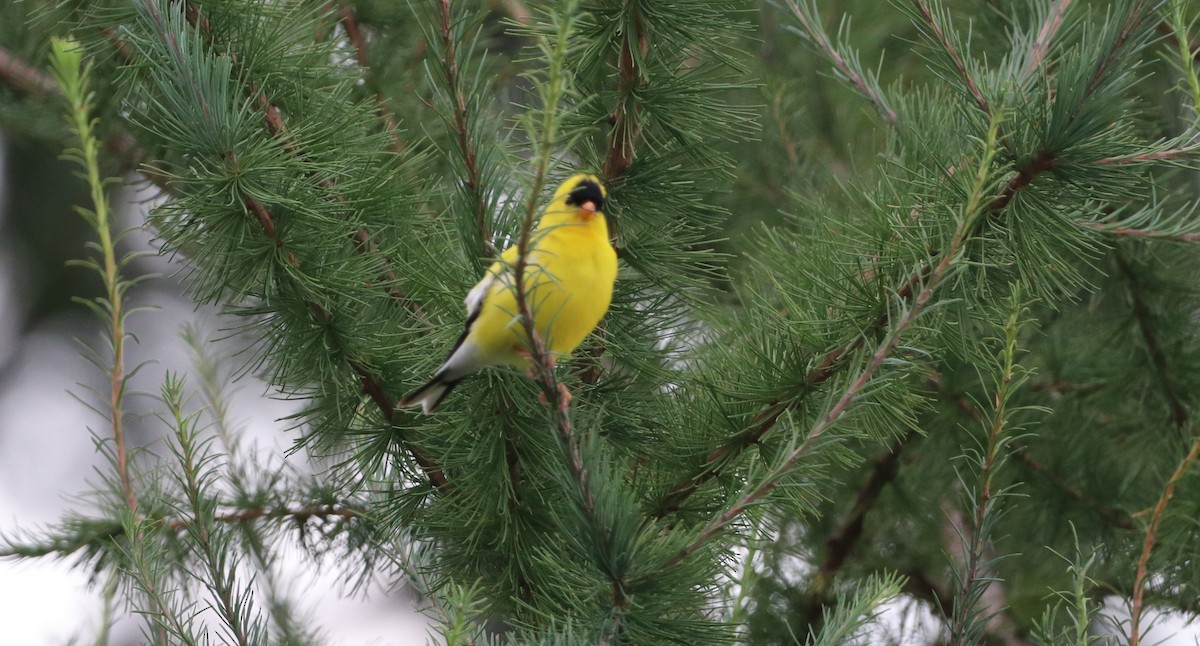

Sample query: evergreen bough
[3,0,1200,643]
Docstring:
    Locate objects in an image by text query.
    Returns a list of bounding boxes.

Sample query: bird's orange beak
[579,201,597,221]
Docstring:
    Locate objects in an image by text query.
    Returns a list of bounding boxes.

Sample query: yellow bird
[400,174,617,414]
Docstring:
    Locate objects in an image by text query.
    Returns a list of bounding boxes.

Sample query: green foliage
[6,0,1200,643]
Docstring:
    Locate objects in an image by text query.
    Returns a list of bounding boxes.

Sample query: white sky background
[0,131,431,645]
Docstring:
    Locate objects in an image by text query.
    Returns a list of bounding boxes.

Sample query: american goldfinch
[400,174,617,414]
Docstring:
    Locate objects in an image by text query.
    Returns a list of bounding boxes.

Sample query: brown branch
[786,0,898,126]
[437,0,492,260]
[1114,248,1189,429]
[1116,245,1194,644]
[913,0,992,118]
[0,505,362,559]
[1009,445,1134,530]
[1025,0,1073,77]
[1081,0,1151,105]
[1084,222,1200,243]
[167,503,361,530]
[601,6,646,184]
[793,434,913,637]
[0,46,179,196]
[1097,145,1200,165]
[337,2,404,152]
[807,432,915,608]
[987,150,1055,212]
[0,45,60,96]
[654,144,1056,517]
[581,8,647,387]
[1130,437,1200,646]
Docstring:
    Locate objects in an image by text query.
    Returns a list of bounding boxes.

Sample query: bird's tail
[399,371,465,415]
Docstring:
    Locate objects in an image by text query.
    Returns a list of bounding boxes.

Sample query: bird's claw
[557,382,572,412]
[536,382,573,412]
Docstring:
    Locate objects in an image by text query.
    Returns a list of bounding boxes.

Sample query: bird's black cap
[565,179,605,212]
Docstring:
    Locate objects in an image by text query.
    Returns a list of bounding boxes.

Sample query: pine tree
[3,0,1200,644]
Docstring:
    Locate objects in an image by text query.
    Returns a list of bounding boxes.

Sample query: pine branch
[1117,246,1195,645]
[1114,248,1189,429]
[912,0,992,118]
[512,7,631,636]
[1080,0,1152,107]
[949,294,1027,646]
[954,389,1136,531]
[800,431,916,632]
[49,38,139,516]
[660,115,1004,570]
[164,380,259,646]
[1084,222,1200,242]
[337,1,404,152]
[785,0,898,126]
[0,44,60,95]
[136,0,444,485]
[0,505,363,559]
[1008,445,1134,530]
[177,1,430,325]
[188,328,317,644]
[655,134,1059,518]
[436,0,492,260]
[601,1,646,184]
[0,45,177,195]
[813,432,915,589]
[1130,436,1200,646]
[1096,145,1200,164]
[579,0,652,387]
[1025,0,1074,78]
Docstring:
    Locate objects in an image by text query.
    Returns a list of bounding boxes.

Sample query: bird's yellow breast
[468,215,617,365]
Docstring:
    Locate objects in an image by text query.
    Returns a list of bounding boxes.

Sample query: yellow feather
[400,174,617,413]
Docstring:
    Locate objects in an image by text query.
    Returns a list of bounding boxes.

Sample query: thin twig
[1130,438,1200,646]
[1097,145,1200,165]
[950,300,1024,646]
[336,1,404,152]
[786,0,898,126]
[1009,445,1134,530]
[804,431,915,617]
[912,0,992,117]
[0,504,361,559]
[437,0,492,260]
[512,7,630,637]
[1117,245,1194,644]
[51,40,139,515]
[1024,0,1073,78]
[1084,222,1200,243]
[1115,249,1189,429]
[0,45,61,95]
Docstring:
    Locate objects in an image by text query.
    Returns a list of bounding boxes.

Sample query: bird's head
[557,174,606,222]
